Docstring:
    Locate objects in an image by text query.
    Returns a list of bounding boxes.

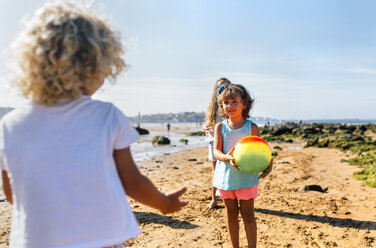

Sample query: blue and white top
[213,119,259,190]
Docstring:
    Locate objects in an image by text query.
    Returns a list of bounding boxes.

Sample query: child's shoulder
[89,98,115,109]
[250,121,260,136]
[0,105,33,125]
[215,121,224,128]
[89,98,127,117]
[214,121,223,133]
[250,121,258,128]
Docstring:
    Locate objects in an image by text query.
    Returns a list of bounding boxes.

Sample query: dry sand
[1,128,375,247]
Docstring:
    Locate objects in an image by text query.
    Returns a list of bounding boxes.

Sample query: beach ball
[232,136,272,174]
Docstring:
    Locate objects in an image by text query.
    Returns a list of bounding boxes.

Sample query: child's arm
[252,123,261,137]
[1,170,13,204]
[252,123,273,179]
[213,123,235,164]
[259,158,273,179]
[114,147,188,215]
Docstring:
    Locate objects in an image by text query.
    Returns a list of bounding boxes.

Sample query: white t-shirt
[0,96,141,248]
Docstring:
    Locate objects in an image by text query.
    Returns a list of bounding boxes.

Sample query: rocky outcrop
[152,136,170,145]
[135,127,150,135]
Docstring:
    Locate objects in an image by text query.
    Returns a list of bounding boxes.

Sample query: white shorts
[208,141,217,161]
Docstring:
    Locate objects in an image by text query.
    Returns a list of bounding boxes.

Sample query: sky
[0,0,375,120]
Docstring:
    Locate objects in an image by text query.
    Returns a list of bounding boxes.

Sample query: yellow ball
[233,136,271,174]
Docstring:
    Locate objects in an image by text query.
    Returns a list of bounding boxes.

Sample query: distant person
[0,2,187,248]
[167,122,171,132]
[213,84,273,248]
[203,77,231,209]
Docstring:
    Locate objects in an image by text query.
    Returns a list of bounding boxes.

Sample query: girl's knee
[226,206,239,217]
[241,212,255,223]
[239,208,255,221]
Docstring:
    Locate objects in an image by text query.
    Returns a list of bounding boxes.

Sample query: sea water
[131,129,206,161]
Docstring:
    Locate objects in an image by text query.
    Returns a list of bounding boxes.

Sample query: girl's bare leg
[207,161,218,209]
[223,198,240,248]
[240,199,257,248]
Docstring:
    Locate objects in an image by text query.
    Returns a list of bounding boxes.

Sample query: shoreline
[131,124,206,162]
[1,140,375,247]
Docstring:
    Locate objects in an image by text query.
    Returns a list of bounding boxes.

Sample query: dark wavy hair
[217,84,254,119]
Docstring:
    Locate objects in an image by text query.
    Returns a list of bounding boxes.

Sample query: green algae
[260,123,376,187]
[353,164,376,187]
[185,131,205,136]
[179,138,189,144]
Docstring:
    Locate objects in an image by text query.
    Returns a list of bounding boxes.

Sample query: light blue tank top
[213,119,259,190]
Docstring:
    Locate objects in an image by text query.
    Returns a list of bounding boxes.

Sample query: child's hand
[259,159,273,179]
[202,124,212,132]
[160,187,189,214]
[227,147,238,169]
[203,125,213,136]
[225,149,238,170]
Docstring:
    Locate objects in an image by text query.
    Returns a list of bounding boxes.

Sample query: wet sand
[1,129,375,247]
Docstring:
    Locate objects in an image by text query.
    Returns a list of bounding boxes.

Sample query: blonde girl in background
[213,84,272,248]
[0,2,187,248]
[203,77,231,209]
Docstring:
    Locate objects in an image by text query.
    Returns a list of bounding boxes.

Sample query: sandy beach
[1,126,375,247]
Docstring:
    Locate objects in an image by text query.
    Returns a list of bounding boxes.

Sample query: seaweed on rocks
[152,136,170,145]
[260,123,376,187]
[185,131,205,136]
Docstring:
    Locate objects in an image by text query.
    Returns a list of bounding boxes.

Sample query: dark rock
[272,125,294,136]
[318,139,329,147]
[303,127,319,135]
[135,127,149,135]
[152,136,170,145]
[188,158,197,161]
[179,138,189,144]
[299,185,328,193]
[305,138,319,147]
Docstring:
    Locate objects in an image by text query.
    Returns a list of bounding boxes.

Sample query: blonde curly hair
[11,1,125,105]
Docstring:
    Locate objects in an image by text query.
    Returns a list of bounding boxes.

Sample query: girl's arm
[114,147,188,215]
[1,170,13,204]
[259,158,273,179]
[252,123,260,137]
[213,123,234,163]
